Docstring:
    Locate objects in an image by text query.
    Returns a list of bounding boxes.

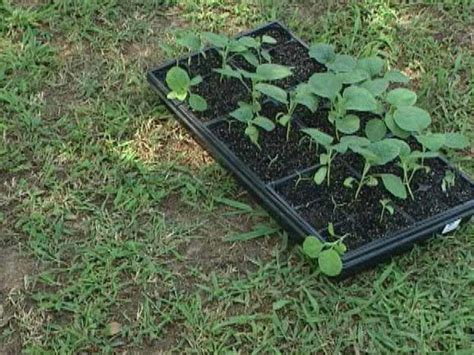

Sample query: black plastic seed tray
[147,21,474,276]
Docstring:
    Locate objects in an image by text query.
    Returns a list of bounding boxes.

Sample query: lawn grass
[0,0,473,353]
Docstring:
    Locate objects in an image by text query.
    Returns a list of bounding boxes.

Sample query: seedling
[379,199,395,223]
[308,72,379,139]
[302,235,347,277]
[175,30,205,65]
[165,66,207,111]
[441,170,456,193]
[234,35,276,67]
[277,83,318,140]
[228,64,293,147]
[203,32,247,71]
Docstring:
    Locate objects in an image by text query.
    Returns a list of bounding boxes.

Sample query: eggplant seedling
[277,83,318,140]
[165,66,207,111]
[302,235,347,277]
[379,199,395,223]
[308,72,378,139]
[235,35,276,67]
[441,170,456,193]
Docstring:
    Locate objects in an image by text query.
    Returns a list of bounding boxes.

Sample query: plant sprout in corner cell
[234,34,276,66]
[302,235,347,277]
[175,30,206,65]
[379,199,395,223]
[226,64,293,147]
[441,170,456,193]
[277,83,318,140]
[165,66,207,112]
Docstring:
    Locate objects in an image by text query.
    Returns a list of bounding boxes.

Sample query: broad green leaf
[176,32,201,51]
[253,115,275,131]
[166,66,191,93]
[389,138,411,157]
[245,125,259,146]
[350,145,379,162]
[213,66,242,80]
[367,139,401,165]
[237,36,259,48]
[203,32,229,48]
[255,83,288,104]
[241,51,259,67]
[384,70,410,83]
[380,174,407,199]
[318,249,343,276]
[343,86,377,112]
[443,133,470,149]
[415,133,445,151]
[167,90,187,101]
[337,69,370,84]
[309,43,336,64]
[230,105,253,123]
[386,88,417,107]
[302,128,334,146]
[320,153,329,165]
[256,64,293,81]
[334,242,347,254]
[228,41,248,53]
[340,135,371,147]
[303,236,323,258]
[365,119,387,142]
[309,72,342,100]
[361,78,389,97]
[336,114,360,134]
[393,106,431,133]
[385,112,410,139]
[357,57,385,77]
[327,54,357,73]
[262,35,277,44]
[314,166,327,185]
[188,94,207,111]
[294,83,318,112]
[278,114,291,126]
[189,75,203,86]
[261,50,271,62]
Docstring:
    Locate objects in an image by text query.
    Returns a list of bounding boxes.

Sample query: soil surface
[248,23,292,49]
[211,102,319,182]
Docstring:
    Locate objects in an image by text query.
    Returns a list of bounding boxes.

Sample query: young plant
[277,83,318,140]
[349,138,407,200]
[227,64,293,147]
[379,199,395,223]
[308,72,378,139]
[175,30,205,65]
[165,66,207,111]
[235,35,276,66]
[441,170,456,193]
[303,235,347,277]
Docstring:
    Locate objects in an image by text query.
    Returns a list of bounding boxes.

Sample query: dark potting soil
[190,72,250,121]
[180,49,222,78]
[294,107,336,136]
[210,103,319,182]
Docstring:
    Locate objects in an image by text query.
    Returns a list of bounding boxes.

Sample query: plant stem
[326,150,333,187]
[286,122,291,141]
[355,162,370,199]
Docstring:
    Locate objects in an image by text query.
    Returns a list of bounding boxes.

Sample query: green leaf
[309,72,342,100]
[176,32,201,51]
[278,114,292,126]
[361,78,389,97]
[334,242,347,254]
[365,119,387,142]
[303,236,323,258]
[256,64,293,81]
[241,51,259,67]
[245,125,259,146]
[262,35,277,44]
[367,139,401,165]
[203,32,229,48]
[337,69,370,84]
[415,133,445,151]
[237,36,259,48]
[166,66,191,93]
[380,174,407,199]
[294,83,318,112]
[344,176,355,188]
[390,138,411,157]
[384,70,410,83]
[302,128,334,147]
[327,54,357,73]
[393,106,431,133]
[188,94,207,111]
[230,104,253,123]
[213,66,242,80]
[314,166,327,185]
[343,86,377,112]
[340,135,371,148]
[255,83,288,104]
[189,75,203,86]
[308,43,336,64]
[385,112,410,139]
[318,249,343,276]
[320,153,329,165]
[167,90,187,101]
[386,88,417,107]
[253,115,275,132]
[443,133,470,149]
[357,57,385,77]
[336,114,360,134]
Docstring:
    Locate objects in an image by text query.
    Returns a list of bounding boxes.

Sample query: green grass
[1,0,473,353]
